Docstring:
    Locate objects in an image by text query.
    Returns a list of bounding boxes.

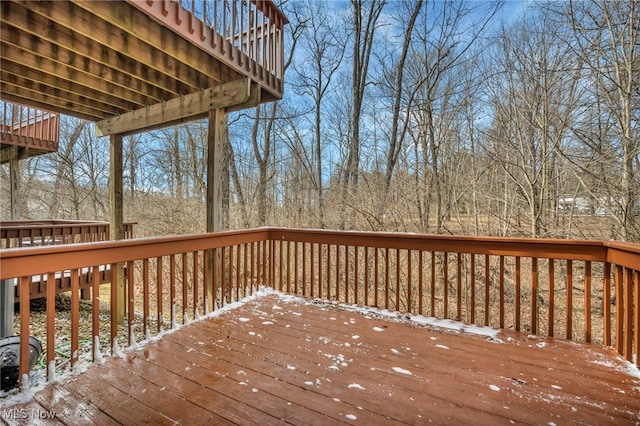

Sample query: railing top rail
[0,220,136,228]
[251,0,289,25]
[268,227,609,257]
[0,228,270,280]
[2,227,638,280]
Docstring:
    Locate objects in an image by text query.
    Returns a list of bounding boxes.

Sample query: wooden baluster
[143,259,150,338]
[470,254,476,325]
[515,257,521,331]
[499,255,504,329]
[157,257,164,332]
[354,246,359,305]
[221,246,227,305]
[548,259,555,337]
[395,249,400,311]
[170,254,176,326]
[407,250,412,314]
[584,260,591,343]
[294,241,299,295]
[236,244,241,300]
[128,261,135,344]
[484,255,490,327]
[624,267,632,361]
[326,244,331,300]
[182,253,188,322]
[244,243,249,295]
[302,242,306,297]
[457,253,462,320]
[443,252,449,319]
[193,251,199,316]
[384,248,390,310]
[431,252,436,317]
[212,248,218,311]
[310,243,315,298]
[345,245,349,303]
[566,259,573,340]
[111,263,119,352]
[19,276,30,390]
[418,251,424,316]
[374,247,379,308]
[47,272,56,378]
[531,257,538,335]
[365,247,370,307]
[602,262,611,346]
[278,241,283,292]
[71,269,79,369]
[634,270,639,367]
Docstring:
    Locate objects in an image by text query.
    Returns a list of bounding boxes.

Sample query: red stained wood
[7,293,640,425]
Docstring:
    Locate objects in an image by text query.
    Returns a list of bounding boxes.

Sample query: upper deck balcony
[0,0,287,135]
[0,101,60,164]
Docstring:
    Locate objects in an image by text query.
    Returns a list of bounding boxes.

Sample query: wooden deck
[3,292,640,425]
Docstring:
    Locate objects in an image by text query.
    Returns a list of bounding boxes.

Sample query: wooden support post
[110,134,125,324]
[9,147,20,221]
[1,147,20,338]
[206,108,226,312]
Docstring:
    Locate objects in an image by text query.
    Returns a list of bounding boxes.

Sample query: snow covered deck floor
[6,292,640,425]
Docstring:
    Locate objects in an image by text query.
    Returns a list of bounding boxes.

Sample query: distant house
[558,195,638,216]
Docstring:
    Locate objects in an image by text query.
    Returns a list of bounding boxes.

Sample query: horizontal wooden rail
[0,227,637,392]
[1,220,135,248]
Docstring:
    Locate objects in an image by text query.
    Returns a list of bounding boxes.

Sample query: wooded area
[1,0,638,242]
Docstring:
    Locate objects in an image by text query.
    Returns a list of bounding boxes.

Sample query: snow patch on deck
[392,367,412,376]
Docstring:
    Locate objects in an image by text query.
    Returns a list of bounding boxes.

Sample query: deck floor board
[3,292,639,425]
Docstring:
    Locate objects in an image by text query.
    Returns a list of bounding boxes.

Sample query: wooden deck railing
[1,220,135,302]
[129,0,287,99]
[0,228,638,390]
[0,220,135,248]
[0,101,60,155]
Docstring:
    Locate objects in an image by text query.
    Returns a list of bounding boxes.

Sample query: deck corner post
[110,133,125,324]
[206,108,226,311]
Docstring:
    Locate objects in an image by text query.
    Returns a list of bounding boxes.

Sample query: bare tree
[487,10,580,237]
[340,0,386,229]
[47,118,86,218]
[408,0,502,233]
[293,0,345,228]
[378,0,423,225]
[246,3,304,226]
[560,0,640,240]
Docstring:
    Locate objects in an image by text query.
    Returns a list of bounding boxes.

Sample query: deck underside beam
[95,79,253,137]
